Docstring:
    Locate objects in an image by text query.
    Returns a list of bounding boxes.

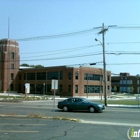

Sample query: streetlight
[95,38,107,106]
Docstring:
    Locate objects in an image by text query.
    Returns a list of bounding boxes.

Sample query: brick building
[0,39,111,97]
[111,73,139,94]
[0,39,19,92]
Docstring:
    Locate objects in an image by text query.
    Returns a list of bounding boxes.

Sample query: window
[84,85,103,93]
[11,64,14,69]
[75,72,78,80]
[27,73,35,80]
[84,74,103,81]
[11,52,14,59]
[37,72,46,80]
[48,71,63,80]
[24,74,26,80]
[75,85,78,93]
[19,75,21,80]
[47,84,51,92]
[107,76,110,81]
[68,73,72,80]
[11,73,14,80]
[59,85,62,93]
[10,84,14,91]
[68,85,72,93]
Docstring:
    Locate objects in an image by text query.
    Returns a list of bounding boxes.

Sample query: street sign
[51,80,58,90]
[25,83,30,93]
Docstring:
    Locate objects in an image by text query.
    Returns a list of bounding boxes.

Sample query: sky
[1,0,140,76]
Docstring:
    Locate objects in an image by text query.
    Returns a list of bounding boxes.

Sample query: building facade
[17,66,111,97]
[0,39,19,92]
[111,73,139,94]
[0,39,111,97]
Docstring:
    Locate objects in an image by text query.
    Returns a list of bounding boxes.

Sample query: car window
[67,99,72,102]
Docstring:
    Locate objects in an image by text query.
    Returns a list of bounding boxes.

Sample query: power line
[107,42,140,45]
[3,51,140,63]
[16,27,101,41]
[21,44,99,58]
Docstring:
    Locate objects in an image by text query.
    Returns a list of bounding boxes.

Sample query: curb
[0,114,79,122]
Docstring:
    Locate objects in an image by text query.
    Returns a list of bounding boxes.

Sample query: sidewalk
[0,93,140,108]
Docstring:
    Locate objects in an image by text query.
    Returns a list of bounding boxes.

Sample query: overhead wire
[16,27,101,41]
[21,44,100,58]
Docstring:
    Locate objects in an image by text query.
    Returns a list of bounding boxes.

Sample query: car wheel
[63,106,68,112]
[89,107,95,113]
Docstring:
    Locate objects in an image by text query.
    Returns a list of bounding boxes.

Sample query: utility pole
[102,23,107,106]
[98,23,108,106]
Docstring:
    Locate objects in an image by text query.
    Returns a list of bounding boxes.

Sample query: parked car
[57,97,105,113]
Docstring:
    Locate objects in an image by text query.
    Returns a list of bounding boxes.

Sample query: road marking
[0,123,46,126]
[0,130,39,133]
[81,120,140,127]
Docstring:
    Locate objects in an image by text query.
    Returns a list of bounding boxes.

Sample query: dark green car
[57,97,105,113]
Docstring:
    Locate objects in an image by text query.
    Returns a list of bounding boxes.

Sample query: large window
[27,73,35,80]
[84,85,102,93]
[48,71,63,80]
[37,72,46,80]
[120,80,132,84]
[84,74,103,81]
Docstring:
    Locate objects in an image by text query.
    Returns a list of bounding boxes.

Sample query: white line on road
[0,130,39,133]
[0,123,46,126]
[81,120,140,127]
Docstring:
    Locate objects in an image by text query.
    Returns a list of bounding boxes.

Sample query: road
[0,100,139,140]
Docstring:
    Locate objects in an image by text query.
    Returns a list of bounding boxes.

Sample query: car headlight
[98,104,103,108]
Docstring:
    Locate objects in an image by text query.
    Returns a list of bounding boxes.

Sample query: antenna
[8,17,10,39]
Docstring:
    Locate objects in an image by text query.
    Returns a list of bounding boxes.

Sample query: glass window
[107,76,110,81]
[24,74,26,80]
[68,85,71,93]
[27,73,35,80]
[84,85,102,93]
[75,85,78,93]
[68,73,72,80]
[11,52,14,59]
[10,84,14,91]
[47,84,51,92]
[11,64,14,69]
[59,85,62,93]
[11,73,14,80]
[19,75,21,80]
[84,74,103,81]
[37,72,46,80]
[75,72,78,80]
[48,71,63,80]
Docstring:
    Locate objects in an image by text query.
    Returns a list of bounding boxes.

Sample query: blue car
[57,97,105,113]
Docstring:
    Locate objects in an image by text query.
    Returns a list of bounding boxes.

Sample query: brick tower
[0,39,20,93]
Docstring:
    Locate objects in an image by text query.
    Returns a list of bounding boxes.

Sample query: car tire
[89,106,95,113]
[63,106,68,112]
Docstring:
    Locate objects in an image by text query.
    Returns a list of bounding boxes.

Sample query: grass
[0,95,49,102]
[28,113,46,118]
[93,99,140,105]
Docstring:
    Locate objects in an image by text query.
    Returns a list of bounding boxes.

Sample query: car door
[67,98,77,110]
[75,98,88,110]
